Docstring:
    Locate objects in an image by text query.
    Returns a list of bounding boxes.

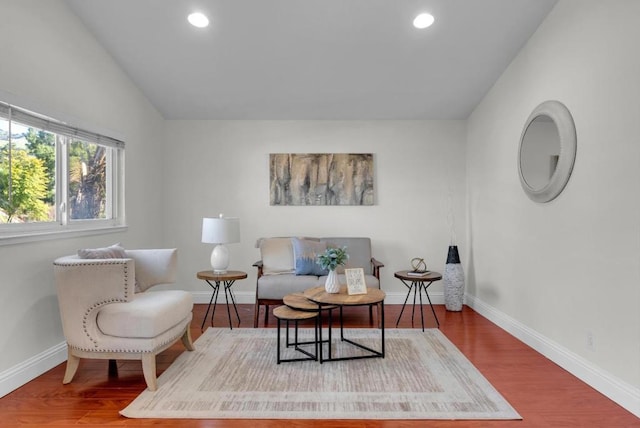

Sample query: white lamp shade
[201,216,240,244]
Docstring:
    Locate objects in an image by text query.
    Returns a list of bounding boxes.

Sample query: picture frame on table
[345,268,367,295]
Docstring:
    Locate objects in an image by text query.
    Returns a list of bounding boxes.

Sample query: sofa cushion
[320,237,372,275]
[257,274,321,300]
[292,238,328,276]
[259,238,295,275]
[97,290,192,338]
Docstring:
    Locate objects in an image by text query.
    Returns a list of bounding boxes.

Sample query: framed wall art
[269,153,374,206]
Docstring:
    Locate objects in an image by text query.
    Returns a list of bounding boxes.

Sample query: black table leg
[395,281,414,327]
[225,280,241,325]
[422,282,440,328]
[201,280,220,331]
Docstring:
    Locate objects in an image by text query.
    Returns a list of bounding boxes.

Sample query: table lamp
[201,214,240,273]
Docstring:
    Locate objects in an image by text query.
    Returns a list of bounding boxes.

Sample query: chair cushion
[292,238,328,276]
[97,290,192,338]
[259,238,295,275]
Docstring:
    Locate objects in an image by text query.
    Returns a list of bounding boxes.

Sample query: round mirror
[518,100,576,202]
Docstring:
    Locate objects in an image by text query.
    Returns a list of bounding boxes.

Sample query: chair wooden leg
[181,325,195,351]
[264,304,269,324]
[62,347,80,384]
[254,302,260,328]
[141,354,157,391]
[108,359,118,377]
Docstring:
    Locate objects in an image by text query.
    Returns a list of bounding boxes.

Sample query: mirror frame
[518,100,576,203]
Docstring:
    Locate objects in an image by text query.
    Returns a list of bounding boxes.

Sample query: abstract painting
[270,153,374,205]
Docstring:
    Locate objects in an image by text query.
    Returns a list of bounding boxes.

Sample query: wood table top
[394,270,442,281]
[283,293,337,311]
[273,305,319,321]
[303,286,385,306]
[196,270,248,281]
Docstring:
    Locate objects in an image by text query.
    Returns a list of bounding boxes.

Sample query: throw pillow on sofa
[258,237,296,275]
[292,238,329,276]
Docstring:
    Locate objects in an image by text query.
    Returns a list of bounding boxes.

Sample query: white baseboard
[465,294,640,418]
[0,341,67,398]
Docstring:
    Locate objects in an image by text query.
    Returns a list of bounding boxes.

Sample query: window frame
[0,102,126,246]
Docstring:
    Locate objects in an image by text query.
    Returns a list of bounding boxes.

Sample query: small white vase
[325,269,340,293]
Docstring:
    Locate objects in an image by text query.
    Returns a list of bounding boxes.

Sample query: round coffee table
[303,286,386,362]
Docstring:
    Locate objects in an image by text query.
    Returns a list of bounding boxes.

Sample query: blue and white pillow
[292,238,329,276]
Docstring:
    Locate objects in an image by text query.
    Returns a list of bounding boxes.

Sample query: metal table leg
[396,278,439,330]
[201,280,220,331]
[203,279,239,330]
[421,281,440,328]
[396,281,415,327]
[221,280,240,329]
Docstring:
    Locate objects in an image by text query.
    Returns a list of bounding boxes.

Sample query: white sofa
[53,248,194,391]
[253,237,384,327]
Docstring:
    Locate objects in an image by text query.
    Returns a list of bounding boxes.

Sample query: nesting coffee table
[302,286,386,362]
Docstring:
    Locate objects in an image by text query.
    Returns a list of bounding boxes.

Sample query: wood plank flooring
[1,303,638,427]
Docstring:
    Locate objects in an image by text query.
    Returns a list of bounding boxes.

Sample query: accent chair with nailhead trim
[53,248,194,391]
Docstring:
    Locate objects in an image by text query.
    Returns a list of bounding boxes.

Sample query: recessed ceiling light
[413,13,435,29]
[188,12,209,28]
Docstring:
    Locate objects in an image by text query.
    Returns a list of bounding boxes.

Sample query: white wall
[0,0,165,391]
[162,120,467,301]
[466,0,640,411]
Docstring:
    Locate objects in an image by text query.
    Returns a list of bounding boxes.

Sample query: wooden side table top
[196,270,247,281]
[394,270,442,282]
[303,286,385,306]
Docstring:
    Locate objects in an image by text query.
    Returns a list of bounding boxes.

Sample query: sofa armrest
[253,260,264,277]
[371,257,384,279]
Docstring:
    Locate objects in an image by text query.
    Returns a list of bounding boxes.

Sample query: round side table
[394,270,442,330]
[196,270,247,330]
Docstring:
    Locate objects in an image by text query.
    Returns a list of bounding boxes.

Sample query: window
[0,101,125,243]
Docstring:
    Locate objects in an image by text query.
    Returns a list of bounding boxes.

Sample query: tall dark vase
[443,245,465,311]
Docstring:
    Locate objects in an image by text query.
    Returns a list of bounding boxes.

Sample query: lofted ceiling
[64,0,557,120]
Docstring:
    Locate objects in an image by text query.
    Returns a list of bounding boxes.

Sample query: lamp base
[211,244,230,273]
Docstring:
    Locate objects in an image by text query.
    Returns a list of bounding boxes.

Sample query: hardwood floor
[1,303,638,427]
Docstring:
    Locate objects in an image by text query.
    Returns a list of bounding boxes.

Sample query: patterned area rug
[121,328,521,420]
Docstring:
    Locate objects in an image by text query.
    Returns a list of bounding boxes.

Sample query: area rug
[121,328,521,420]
